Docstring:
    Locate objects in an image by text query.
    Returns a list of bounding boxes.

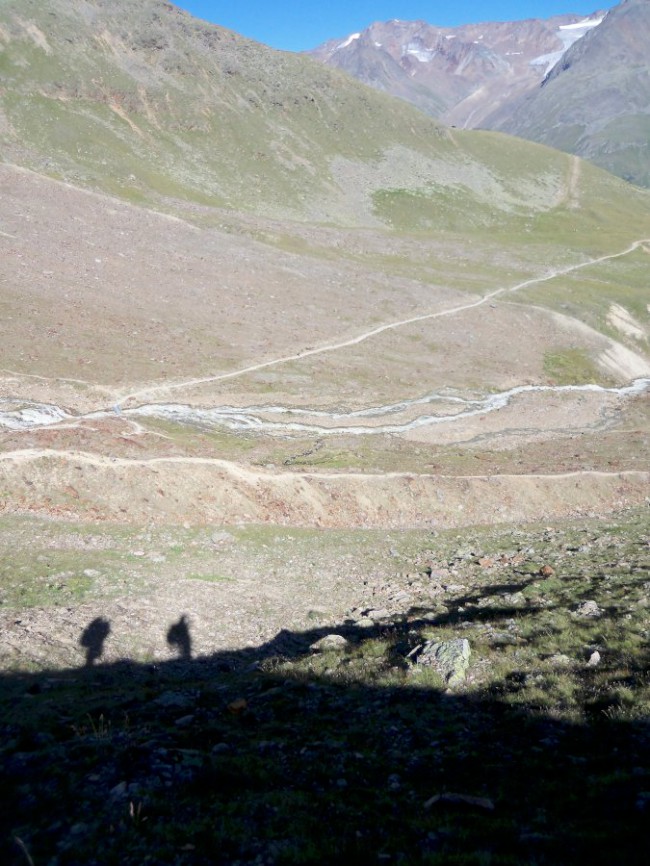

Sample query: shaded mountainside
[489,0,650,188]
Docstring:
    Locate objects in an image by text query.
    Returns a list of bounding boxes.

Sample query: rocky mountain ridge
[309,1,650,188]
[308,10,606,129]
[491,0,650,187]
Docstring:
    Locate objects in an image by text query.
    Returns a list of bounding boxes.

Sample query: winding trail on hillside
[0,446,647,485]
[115,238,650,408]
[568,155,581,209]
[1,446,648,529]
[1,238,648,443]
[558,154,582,209]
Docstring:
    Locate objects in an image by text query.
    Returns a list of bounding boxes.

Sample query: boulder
[310,634,350,652]
[417,638,471,687]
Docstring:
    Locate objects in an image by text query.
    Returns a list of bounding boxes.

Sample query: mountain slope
[0,0,649,529]
[308,13,605,130]
[309,3,650,189]
[1,0,644,233]
[488,0,650,187]
[0,0,451,223]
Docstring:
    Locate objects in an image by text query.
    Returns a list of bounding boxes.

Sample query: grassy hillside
[1,0,650,241]
[1,8,650,861]
[0,0,452,220]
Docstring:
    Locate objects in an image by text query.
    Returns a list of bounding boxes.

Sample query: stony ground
[2,505,649,865]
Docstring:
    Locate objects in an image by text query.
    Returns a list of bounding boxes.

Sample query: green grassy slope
[1,0,650,242]
[0,0,453,219]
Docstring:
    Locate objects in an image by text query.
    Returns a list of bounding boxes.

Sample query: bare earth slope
[1,164,649,530]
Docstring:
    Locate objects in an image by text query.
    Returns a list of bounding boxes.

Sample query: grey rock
[586,650,601,667]
[417,638,471,687]
[310,634,350,652]
[364,608,390,621]
[488,632,518,647]
[154,690,194,709]
[502,591,527,607]
[574,600,602,618]
[211,529,235,545]
[110,781,128,799]
[477,596,496,608]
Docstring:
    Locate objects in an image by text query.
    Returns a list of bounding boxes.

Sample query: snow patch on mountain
[530,14,605,77]
[559,16,605,32]
[334,32,360,53]
[403,41,437,63]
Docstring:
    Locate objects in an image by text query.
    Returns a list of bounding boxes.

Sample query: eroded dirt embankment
[0,450,647,528]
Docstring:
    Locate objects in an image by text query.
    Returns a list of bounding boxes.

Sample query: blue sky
[174,2,613,51]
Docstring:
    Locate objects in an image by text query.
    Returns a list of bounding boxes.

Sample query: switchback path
[1,446,648,529]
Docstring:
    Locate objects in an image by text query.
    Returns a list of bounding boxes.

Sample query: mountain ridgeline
[1,0,649,236]
[308,12,605,129]
[310,0,650,189]
[492,0,650,187]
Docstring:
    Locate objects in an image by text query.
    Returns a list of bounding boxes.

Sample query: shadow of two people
[79,614,192,665]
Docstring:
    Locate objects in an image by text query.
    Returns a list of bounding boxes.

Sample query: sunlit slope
[489,0,650,189]
[0,0,450,220]
[1,0,650,241]
[1,0,649,405]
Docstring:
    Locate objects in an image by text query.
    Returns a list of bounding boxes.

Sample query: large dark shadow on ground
[1,596,649,866]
